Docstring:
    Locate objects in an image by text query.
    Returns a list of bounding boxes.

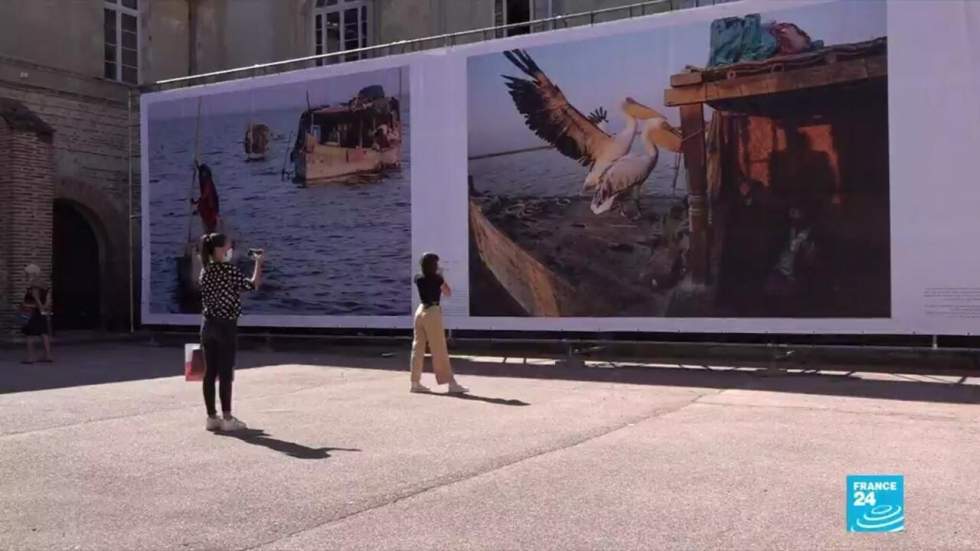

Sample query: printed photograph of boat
[146,65,411,317]
[467,0,889,319]
[290,85,402,183]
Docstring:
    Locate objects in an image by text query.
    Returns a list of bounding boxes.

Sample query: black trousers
[201,318,238,416]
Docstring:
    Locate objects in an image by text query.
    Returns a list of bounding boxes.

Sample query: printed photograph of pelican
[467,0,889,319]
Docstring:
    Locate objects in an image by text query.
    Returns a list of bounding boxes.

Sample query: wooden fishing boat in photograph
[244,123,270,161]
[290,85,401,183]
[469,199,581,317]
[469,195,682,317]
[176,242,203,301]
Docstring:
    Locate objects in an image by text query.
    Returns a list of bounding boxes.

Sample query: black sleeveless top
[414,274,443,306]
[23,286,48,310]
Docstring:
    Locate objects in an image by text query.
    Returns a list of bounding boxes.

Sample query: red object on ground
[185,343,205,382]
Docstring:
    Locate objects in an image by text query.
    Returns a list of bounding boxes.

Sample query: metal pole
[140,329,979,356]
[127,88,135,334]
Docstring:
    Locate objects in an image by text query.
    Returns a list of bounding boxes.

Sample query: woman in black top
[410,253,468,394]
[199,233,263,432]
[20,264,53,364]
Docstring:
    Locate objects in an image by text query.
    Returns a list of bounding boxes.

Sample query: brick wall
[0,122,10,336]
[0,84,131,211]
[0,120,55,337]
[0,57,139,335]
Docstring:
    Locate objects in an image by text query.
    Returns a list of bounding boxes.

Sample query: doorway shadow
[53,200,102,330]
[213,428,361,460]
[0,345,337,394]
[425,392,530,406]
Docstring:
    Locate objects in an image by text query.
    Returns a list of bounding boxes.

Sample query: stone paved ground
[1,342,978,550]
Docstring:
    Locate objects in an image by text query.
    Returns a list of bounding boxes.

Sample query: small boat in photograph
[176,241,203,303]
[244,123,270,161]
[289,85,401,183]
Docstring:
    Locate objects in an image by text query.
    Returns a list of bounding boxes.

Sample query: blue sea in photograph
[148,105,411,316]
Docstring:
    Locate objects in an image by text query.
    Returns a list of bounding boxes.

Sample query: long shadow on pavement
[423,392,530,406]
[314,353,980,407]
[213,428,361,460]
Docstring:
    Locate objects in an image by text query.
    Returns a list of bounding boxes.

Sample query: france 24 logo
[847,475,904,532]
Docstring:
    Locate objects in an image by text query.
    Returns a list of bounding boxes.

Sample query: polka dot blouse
[200,262,254,320]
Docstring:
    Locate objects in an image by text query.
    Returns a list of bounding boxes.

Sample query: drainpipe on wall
[127,88,135,334]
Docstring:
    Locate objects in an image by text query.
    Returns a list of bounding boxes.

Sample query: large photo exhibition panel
[142,61,412,328]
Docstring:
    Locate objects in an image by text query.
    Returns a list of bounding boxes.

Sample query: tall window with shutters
[313,0,371,66]
[103,0,139,84]
[494,1,552,38]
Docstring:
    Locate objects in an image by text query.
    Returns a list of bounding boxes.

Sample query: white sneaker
[448,381,469,394]
[410,382,431,393]
[206,416,222,431]
[220,416,247,432]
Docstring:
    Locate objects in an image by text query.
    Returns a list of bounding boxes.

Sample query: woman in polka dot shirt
[198,232,263,432]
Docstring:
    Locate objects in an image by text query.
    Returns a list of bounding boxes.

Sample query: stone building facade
[0,0,729,336]
[0,100,56,336]
[0,55,134,336]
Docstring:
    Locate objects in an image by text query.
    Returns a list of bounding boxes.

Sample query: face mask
[223,248,234,262]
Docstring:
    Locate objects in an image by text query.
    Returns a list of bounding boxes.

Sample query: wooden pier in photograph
[665,37,888,289]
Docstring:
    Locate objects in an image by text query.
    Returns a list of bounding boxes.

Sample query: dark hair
[420,252,439,278]
[200,233,228,265]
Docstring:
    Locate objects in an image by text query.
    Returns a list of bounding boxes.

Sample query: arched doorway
[53,200,102,330]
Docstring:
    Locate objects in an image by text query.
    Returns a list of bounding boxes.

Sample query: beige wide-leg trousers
[410,304,453,384]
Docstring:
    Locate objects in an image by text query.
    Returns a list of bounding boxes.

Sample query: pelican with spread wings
[591,116,682,218]
[503,49,664,194]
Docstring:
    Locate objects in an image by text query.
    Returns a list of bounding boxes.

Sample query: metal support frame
[143,328,980,357]
[127,88,135,334]
[143,0,680,92]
